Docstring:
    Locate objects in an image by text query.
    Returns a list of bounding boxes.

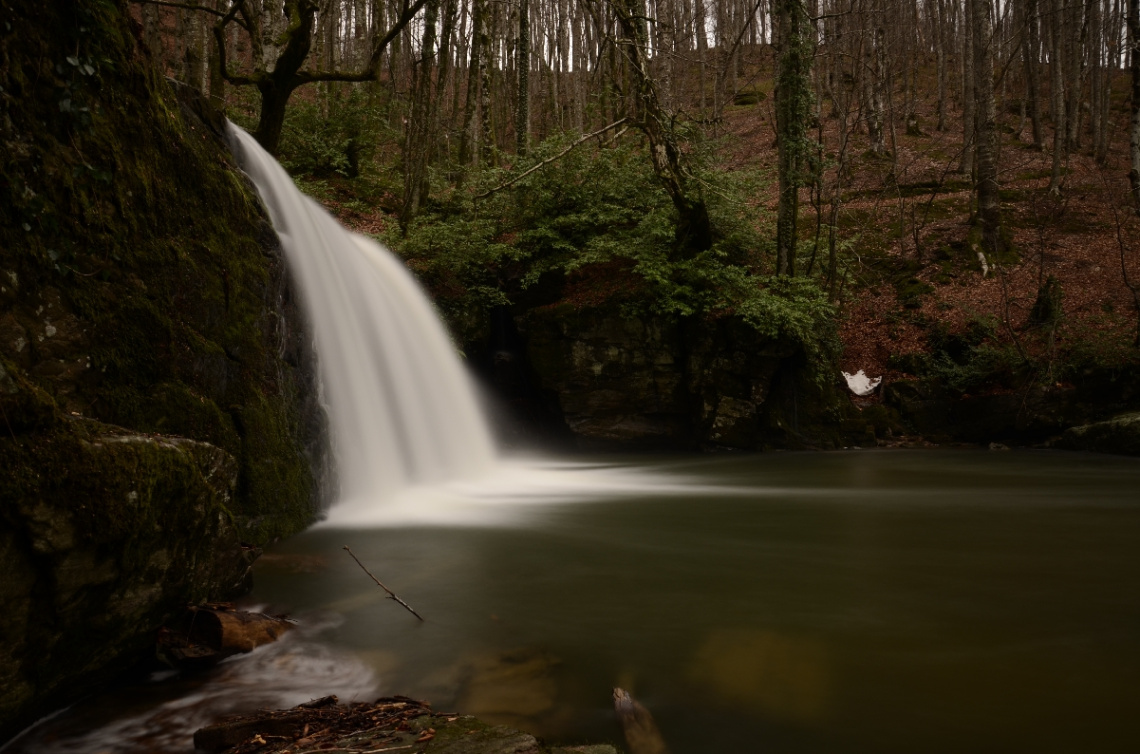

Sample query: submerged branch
[343,546,425,621]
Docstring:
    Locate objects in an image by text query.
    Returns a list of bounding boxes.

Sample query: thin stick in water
[343,546,425,622]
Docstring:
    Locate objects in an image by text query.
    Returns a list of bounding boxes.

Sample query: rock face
[0,0,325,741]
[519,303,850,450]
[882,375,1140,447]
[0,421,253,733]
[1057,412,1140,456]
[882,380,1086,443]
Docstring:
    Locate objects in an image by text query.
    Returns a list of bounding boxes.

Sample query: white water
[229,124,705,526]
[229,125,498,516]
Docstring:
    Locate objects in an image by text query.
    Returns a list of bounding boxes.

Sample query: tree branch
[343,546,425,622]
[293,0,430,83]
[473,118,630,200]
[211,1,258,86]
[129,0,230,17]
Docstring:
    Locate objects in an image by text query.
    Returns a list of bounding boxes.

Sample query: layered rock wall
[519,303,850,451]
[0,0,325,740]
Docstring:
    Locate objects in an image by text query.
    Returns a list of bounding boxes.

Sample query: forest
[134,0,1140,412]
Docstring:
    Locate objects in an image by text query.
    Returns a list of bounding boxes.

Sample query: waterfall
[227,124,701,528]
[227,124,497,518]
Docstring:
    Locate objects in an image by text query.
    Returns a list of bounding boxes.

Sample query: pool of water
[10,450,1139,753]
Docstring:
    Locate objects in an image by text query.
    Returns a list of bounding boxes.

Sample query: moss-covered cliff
[0,0,326,740]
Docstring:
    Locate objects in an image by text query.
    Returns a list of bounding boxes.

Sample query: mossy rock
[1057,413,1140,456]
[0,417,253,741]
[0,0,327,739]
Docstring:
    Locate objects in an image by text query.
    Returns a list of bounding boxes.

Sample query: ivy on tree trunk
[773,0,814,276]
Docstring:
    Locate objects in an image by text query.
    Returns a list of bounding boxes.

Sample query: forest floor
[718,68,1140,388]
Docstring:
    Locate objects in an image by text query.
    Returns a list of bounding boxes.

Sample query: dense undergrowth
[253,92,842,378]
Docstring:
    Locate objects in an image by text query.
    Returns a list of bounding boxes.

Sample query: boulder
[1058,412,1140,456]
[0,419,252,736]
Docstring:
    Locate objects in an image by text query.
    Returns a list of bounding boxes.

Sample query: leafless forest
[136,0,1140,379]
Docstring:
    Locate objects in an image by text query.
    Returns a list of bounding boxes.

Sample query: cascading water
[229,124,703,527]
[228,124,497,518]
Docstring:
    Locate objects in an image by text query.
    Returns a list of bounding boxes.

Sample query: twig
[473,118,629,201]
[128,0,230,17]
[343,546,424,621]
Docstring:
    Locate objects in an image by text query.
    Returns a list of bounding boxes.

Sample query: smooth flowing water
[227,125,496,510]
[13,450,1138,754]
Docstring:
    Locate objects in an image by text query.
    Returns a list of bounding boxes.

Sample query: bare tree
[1131,0,1140,206]
[589,0,712,256]
[132,0,430,153]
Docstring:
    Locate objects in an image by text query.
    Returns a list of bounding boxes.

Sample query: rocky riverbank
[194,696,620,754]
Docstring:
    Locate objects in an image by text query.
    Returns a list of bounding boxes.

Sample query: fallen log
[157,603,293,670]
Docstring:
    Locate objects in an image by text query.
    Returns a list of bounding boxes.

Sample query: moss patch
[0,0,319,542]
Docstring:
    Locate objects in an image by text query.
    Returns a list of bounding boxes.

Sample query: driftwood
[613,688,669,754]
[157,603,292,670]
[343,546,425,621]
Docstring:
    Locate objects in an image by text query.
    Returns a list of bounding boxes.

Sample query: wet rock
[613,688,667,754]
[458,649,562,721]
[519,306,847,450]
[0,0,328,740]
[0,419,253,739]
[522,306,689,448]
[1058,412,1140,456]
[883,380,1088,444]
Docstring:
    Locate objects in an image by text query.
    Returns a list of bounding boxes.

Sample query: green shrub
[277,86,391,179]
[386,131,838,370]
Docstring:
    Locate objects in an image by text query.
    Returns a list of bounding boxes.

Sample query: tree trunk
[864,23,887,156]
[1063,0,1087,151]
[401,0,440,227]
[973,0,1001,252]
[936,0,948,130]
[1130,0,1140,206]
[775,0,812,275]
[1024,0,1044,148]
[960,0,976,174]
[477,0,494,165]
[458,0,484,169]
[253,80,296,155]
[1050,0,1067,192]
[517,0,530,154]
[615,0,712,258]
